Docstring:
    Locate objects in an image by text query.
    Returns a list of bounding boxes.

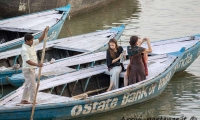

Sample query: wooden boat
[0,25,126,86]
[0,4,71,52]
[7,34,200,87]
[0,35,199,120]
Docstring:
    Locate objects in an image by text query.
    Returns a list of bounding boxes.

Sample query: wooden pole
[72,87,107,100]
[30,28,48,120]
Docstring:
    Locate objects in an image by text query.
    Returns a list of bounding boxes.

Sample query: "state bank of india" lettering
[71,72,172,116]
[71,98,118,116]
[121,72,171,106]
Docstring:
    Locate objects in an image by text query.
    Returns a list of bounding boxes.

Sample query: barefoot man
[20,26,49,104]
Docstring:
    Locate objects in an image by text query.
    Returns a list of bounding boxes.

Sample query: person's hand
[119,53,123,59]
[123,50,126,60]
[123,50,126,55]
[37,63,43,67]
[142,38,150,42]
[142,38,147,42]
[44,26,49,32]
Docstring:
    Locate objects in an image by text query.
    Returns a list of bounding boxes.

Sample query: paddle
[30,27,48,120]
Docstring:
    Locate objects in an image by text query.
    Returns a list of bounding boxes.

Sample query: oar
[30,27,48,120]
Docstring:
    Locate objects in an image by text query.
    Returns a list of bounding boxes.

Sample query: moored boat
[0,4,71,52]
[7,34,200,87]
[0,25,126,86]
[0,35,199,120]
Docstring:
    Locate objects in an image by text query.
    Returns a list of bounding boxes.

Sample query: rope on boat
[58,16,72,36]
[64,21,72,36]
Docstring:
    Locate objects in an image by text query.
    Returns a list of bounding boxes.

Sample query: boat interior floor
[1,92,74,108]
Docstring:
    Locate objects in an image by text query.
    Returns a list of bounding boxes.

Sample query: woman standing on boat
[106,38,125,92]
[124,36,152,86]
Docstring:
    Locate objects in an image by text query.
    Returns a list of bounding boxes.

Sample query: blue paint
[0,40,199,120]
[13,55,19,66]
[0,4,71,86]
[5,25,125,87]
[0,4,71,52]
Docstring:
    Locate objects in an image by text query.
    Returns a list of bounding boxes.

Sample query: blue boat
[0,4,71,52]
[0,25,126,86]
[0,36,199,120]
[7,34,200,87]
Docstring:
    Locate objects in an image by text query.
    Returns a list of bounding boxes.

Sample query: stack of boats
[0,4,200,120]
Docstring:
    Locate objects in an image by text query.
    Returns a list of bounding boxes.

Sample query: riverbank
[0,0,117,18]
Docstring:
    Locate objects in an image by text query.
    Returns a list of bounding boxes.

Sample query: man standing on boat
[20,26,49,104]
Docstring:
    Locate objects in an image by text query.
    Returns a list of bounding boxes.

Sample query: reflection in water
[58,0,140,39]
[165,71,200,118]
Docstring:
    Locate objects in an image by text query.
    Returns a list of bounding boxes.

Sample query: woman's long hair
[129,36,139,46]
[108,38,118,59]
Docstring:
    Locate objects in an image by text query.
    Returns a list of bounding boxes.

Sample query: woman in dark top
[106,38,125,91]
[124,36,152,86]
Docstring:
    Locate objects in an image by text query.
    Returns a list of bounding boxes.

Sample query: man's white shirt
[21,39,39,69]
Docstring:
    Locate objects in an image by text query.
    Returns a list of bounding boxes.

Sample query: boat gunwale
[0,49,179,109]
[0,54,178,112]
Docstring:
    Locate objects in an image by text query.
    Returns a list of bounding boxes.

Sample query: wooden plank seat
[40,67,76,77]
[39,65,107,91]
[0,11,62,32]
[40,52,168,78]
[53,33,116,52]
[0,65,107,106]
[104,54,175,79]
[0,30,117,60]
[92,56,177,97]
[143,39,199,54]
[40,51,106,75]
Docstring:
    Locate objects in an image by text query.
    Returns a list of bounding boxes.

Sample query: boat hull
[0,41,200,120]
[0,69,22,85]
[0,4,71,52]
[0,63,176,120]
[0,52,182,119]
[1,25,125,87]
[172,37,200,73]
